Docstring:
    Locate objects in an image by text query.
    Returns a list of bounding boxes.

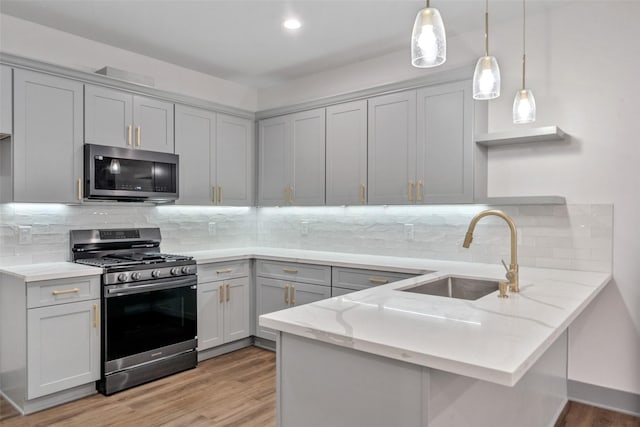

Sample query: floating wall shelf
[475,126,568,147]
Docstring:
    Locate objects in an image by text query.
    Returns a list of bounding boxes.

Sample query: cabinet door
[84,85,133,148]
[290,282,331,307]
[0,65,11,135]
[258,116,290,206]
[175,105,215,205]
[223,277,250,343]
[197,281,224,351]
[27,299,100,399]
[417,81,473,203]
[326,100,367,205]
[367,91,417,205]
[290,108,325,206]
[133,95,174,153]
[256,277,290,341]
[216,114,255,206]
[13,70,83,203]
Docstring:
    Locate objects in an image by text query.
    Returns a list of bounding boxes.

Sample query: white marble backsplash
[0,203,612,273]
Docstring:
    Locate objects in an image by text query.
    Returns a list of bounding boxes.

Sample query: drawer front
[256,260,331,287]
[27,276,101,308]
[198,260,250,283]
[331,267,416,291]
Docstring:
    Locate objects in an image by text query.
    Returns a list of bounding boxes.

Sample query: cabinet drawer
[198,260,250,283]
[27,276,101,309]
[256,260,330,287]
[331,267,417,291]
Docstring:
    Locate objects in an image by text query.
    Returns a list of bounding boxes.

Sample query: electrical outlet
[18,225,32,244]
[301,221,309,236]
[208,222,217,236]
[404,224,414,241]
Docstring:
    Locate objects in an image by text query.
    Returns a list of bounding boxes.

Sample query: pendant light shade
[411,1,446,68]
[472,0,501,100]
[513,0,536,123]
[109,158,121,175]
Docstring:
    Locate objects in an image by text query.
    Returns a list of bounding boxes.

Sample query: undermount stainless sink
[398,276,499,301]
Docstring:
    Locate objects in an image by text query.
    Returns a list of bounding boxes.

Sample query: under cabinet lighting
[283,18,302,30]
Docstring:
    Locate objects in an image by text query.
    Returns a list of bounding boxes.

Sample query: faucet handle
[501,259,509,273]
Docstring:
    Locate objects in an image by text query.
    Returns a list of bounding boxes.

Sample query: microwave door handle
[106,277,196,297]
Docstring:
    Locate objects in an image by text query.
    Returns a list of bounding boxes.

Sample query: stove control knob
[151,270,161,278]
[131,272,142,281]
[170,267,180,276]
[117,273,128,282]
[181,266,191,275]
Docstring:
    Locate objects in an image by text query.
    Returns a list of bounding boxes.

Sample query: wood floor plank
[1,346,637,427]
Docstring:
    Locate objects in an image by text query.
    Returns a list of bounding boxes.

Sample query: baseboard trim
[197,337,253,362]
[568,380,640,416]
[253,337,276,352]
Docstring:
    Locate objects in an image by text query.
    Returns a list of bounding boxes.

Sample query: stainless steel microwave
[84,144,179,202]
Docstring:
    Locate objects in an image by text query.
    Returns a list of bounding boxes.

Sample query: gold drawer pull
[290,285,295,305]
[416,180,423,202]
[127,125,132,146]
[136,126,141,147]
[93,304,99,328]
[77,178,82,201]
[213,186,217,204]
[408,180,414,202]
[52,288,80,296]
[216,269,233,274]
[282,268,298,274]
[283,187,289,205]
[368,278,389,285]
[360,184,366,204]
[284,284,289,304]
[226,284,230,302]
[219,285,224,303]
[218,187,222,204]
[289,186,294,204]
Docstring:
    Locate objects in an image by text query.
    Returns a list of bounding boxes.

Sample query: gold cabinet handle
[226,283,230,302]
[368,277,389,285]
[416,180,423,202]
[218,187,222,205]
[290,285,295,305]
[219,285,224,303]
[360,184,366,204]
[77,178,82,201]
[127,125,132,146]
[216,269,232,274]
[282,268,298,274]
[284,284,289,304]
[213,186,217,204]
[408,180,414,202]
[289,186,294,204]
[93,304,99,328]
[136,126,141,147]
[52,287,80,296]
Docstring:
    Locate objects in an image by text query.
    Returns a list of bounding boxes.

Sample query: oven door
[103,276,196,374]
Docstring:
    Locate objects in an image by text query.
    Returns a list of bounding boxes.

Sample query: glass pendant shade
[513,89,536,123]
[472,56,501,99]
[109,158,121,175]
[411,7,446,68]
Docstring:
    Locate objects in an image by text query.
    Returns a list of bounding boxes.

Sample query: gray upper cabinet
[367,91,417,205]
[216,113,255,206]
[175,106,254,206]
[12,69,83,203]
[258,108,325,206]
[417,81,473,203]
[326,100,367,205]
[85,85,174,153]
[0,65,11,136]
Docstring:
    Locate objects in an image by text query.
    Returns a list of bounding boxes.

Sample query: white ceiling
[0,0,570,88]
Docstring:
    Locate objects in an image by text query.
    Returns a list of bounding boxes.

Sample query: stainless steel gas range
[70,228,197,396]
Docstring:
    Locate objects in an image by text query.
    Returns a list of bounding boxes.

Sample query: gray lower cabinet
[331,266,418,296]
[0,65,11,135]
[326,100,368,205]
[9,69,83,203]
[197,261,251,351]
[0,273,101,414]
[258,108,325,206]
[85,84,174,153]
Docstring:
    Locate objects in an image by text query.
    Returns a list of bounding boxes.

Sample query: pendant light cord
[521,0,526,89]
[426,0,430,7]
[484,0,489,56]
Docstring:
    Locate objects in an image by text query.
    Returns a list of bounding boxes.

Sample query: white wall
[0,14,258,111]
[258,2,640,396]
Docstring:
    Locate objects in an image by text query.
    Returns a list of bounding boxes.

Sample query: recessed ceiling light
[283,18,302,30]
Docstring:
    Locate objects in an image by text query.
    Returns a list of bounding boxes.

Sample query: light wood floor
[1,346,638,427]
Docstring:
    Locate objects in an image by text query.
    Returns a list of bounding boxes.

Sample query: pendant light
[109,159,121,175]
[513,0,536,123]
[411,0,446,68]
[472,0,500,99]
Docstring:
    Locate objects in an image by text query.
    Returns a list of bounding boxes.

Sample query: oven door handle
[105,277,196,297]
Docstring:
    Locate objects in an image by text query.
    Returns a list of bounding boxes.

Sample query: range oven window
[94,156,177,193]
[105,284,196,361]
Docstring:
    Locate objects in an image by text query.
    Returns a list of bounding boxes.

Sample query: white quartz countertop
[0,262,103,282]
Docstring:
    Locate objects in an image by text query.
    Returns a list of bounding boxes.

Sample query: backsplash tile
[0,203,613,273]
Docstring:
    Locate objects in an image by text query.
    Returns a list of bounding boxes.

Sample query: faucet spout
[462,209,519,293]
